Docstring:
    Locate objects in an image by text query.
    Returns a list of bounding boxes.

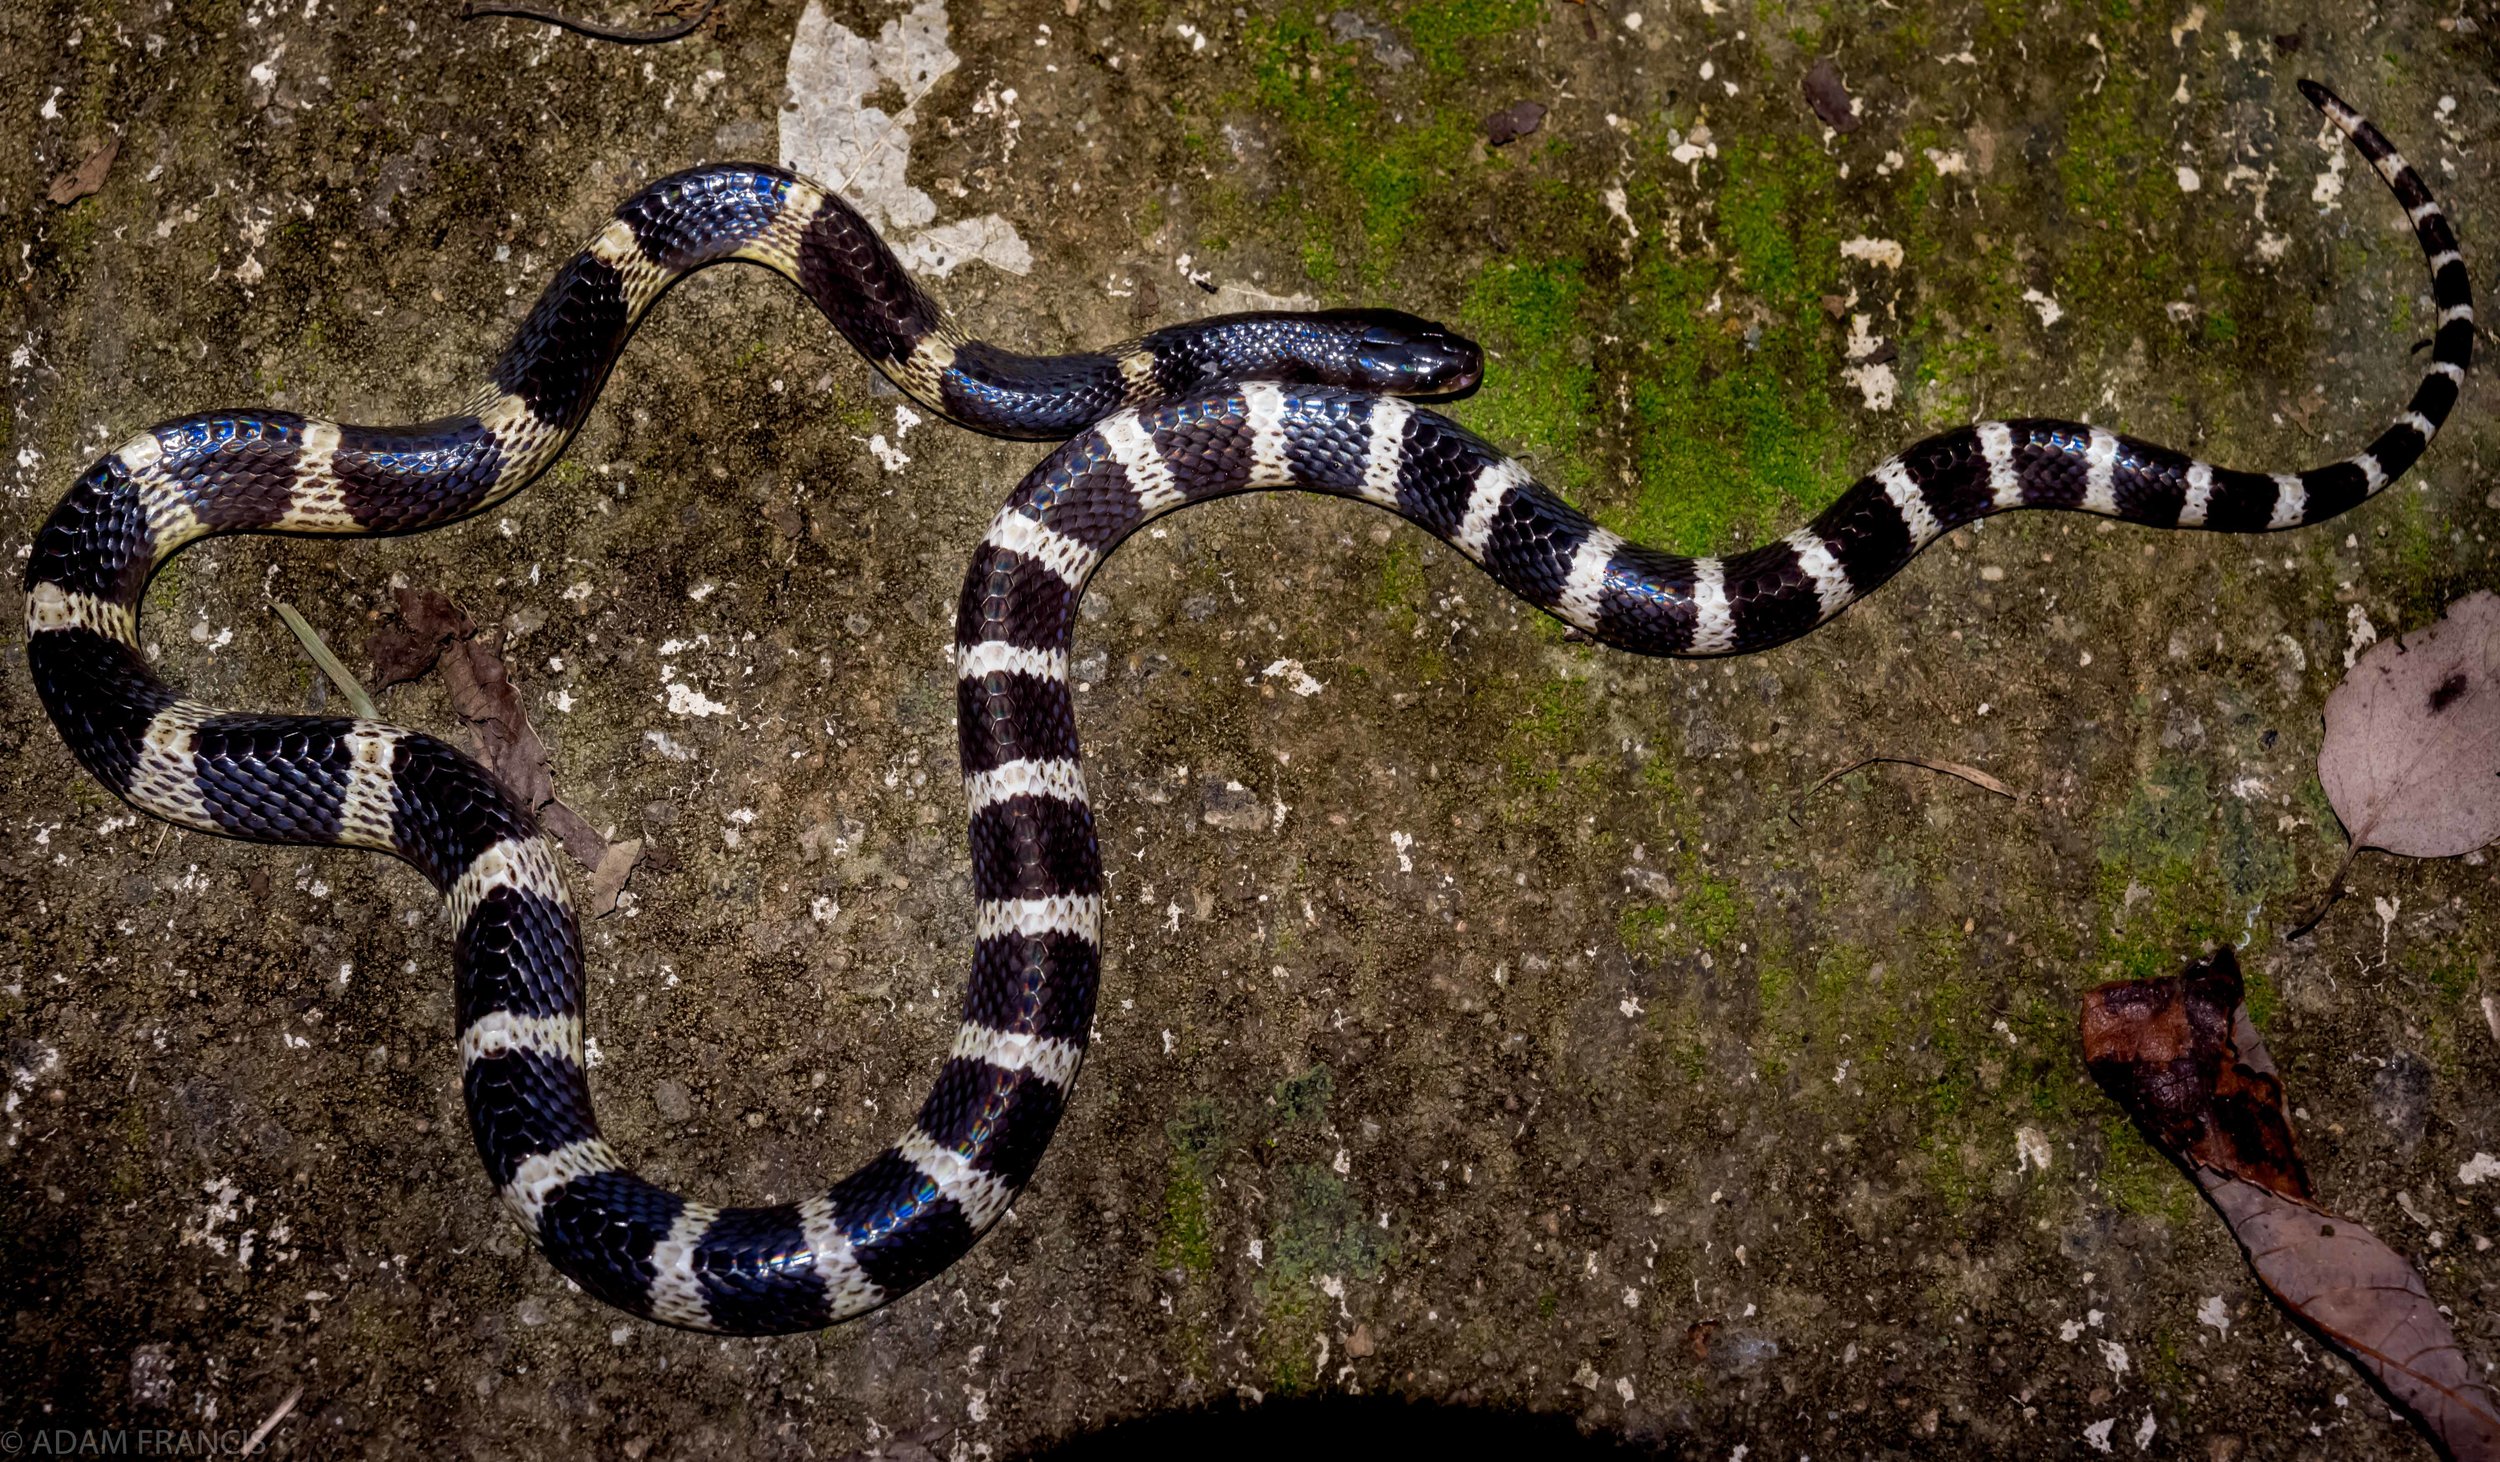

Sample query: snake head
[1332,308,1485,400]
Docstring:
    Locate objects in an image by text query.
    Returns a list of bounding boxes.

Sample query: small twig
[461,0,715,44]
[272,601,379,719]
[2283,838,2366,942]
[1792,754,2016,825]
[240,1384,303,1456]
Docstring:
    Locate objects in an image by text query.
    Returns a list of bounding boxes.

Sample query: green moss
[1156,1161,1216,1277]
[1605,137,1853,555]
[2097,1116,2199,1224]
[1459,257,1597,494]
[1237,11,1483,284]
[1402,0,1546,73]
[1157,1098,1227,1276]
[1375,540,1425,613]
[1271,1063,1334,1127]
[1252,1162,1397,1393]
[1621,871,1747,960]
[1501,677,1594,794]
[1681,876,1744,951]
[109,1102,149,1203]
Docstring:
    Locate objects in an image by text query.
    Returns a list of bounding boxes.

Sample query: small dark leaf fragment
[1801,58,1860,133]
[1484,101,1547,147]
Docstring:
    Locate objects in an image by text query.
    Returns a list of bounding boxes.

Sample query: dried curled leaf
[2084,949,2500,1460]
[585,838,645,918]
[370,587,610,869]
[48,136,118,206]
[2320,591,2500,859]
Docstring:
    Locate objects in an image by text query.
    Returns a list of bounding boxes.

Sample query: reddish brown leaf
[538,798,610,870]
[2202,1174,2500,1460]
[2084,948,2500,1460]
[48,136,118,206]
[2080,948,2308,1199]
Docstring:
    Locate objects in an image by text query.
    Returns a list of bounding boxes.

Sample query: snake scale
[22,82,2470,1333]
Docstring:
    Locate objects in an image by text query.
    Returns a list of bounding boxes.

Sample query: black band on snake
[21,82,2471,1334]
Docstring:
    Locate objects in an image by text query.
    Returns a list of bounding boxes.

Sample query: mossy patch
[1605,135,1854,556]
[1251,1161,1398,1393]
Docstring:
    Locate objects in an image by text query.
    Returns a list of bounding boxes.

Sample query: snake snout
[1336,309,1485,400]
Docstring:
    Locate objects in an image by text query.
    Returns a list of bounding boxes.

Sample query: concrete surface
[4,0,2497,1455]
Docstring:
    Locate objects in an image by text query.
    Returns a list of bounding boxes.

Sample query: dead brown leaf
[2320,591,2500,860]
[367,587,469,690]
[48,136,118,206]
[585,838,645,917]
[2084,948,2500,1460]
[2296,592,2500,937]
[372,587,610,869]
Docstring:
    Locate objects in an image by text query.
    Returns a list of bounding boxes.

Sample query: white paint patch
[781,0,1029,276]
[2022,288,2064,326]
[2175,165,2201,192]
[1261,659,1324,697]
[2310,124,2349,209]
[894,213,1034,278]
[2343,603,2378,669]
[1925,148,1968,176]
[867,434,910,472]
[666,679,732,717]
[2197,1295,2230,1337]
[1842,313,1896,410]
[1839,236,1905,270]
[2458,1152,2500,1186]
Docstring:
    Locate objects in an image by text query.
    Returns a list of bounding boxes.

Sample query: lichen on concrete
[5,0,2498,1456]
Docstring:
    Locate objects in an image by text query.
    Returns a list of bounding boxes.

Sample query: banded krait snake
[23,81,2469,1332]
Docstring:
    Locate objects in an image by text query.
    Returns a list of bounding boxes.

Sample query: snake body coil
[23,82,2471,1333]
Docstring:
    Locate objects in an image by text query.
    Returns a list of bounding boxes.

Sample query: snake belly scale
[21,81,2470,1333]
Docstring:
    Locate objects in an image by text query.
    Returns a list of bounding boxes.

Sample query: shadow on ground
[1020,1394,1658,1461]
